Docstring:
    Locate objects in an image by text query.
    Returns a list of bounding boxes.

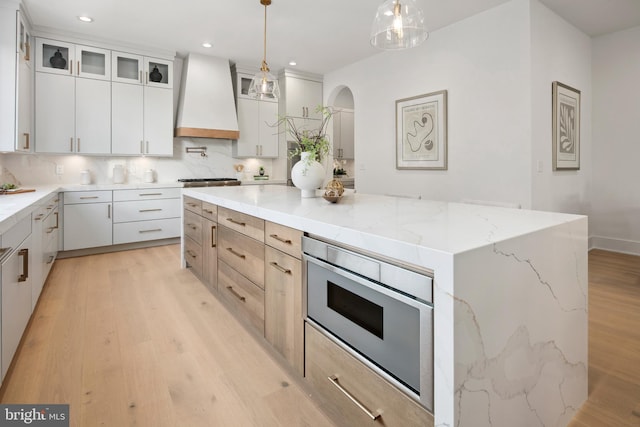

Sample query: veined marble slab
[184,185,588,427]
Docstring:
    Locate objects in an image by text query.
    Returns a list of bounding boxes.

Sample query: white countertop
[0,183,183,235]
[183,185,585,261]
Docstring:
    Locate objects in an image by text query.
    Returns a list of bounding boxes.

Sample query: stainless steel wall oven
[303,236,433,412]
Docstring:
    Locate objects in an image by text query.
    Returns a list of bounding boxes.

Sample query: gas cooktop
[178,178,241,187]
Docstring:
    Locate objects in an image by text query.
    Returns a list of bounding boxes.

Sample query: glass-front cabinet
[35,39,110,80]
[112,51,172,89]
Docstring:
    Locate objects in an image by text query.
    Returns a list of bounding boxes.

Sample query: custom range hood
[175,54,239,139]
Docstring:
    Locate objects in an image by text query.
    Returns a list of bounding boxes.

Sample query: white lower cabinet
[63,191,113,251]
[31,193,59,310]
[0,215,33,381]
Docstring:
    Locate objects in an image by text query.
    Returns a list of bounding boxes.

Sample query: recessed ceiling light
[202,42,212,48]
[77,16,93,23]
[289,61,297,66]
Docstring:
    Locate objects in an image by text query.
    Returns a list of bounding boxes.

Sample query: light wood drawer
[218,206,264,242]
[184,235,202,278]
[265,246,303,375]
[64,190,112,204]
[113,218,180,244]
[114,199,181,223]
[218,226,264,288]
[183,195,202,215]
[218,260,264,335]
[201,202,217,221]
[113,187,181,201]
[183,209,203,244]
[265,221,302,259]
[305,323,433,427]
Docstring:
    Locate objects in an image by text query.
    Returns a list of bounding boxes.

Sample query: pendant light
[370,0,428,50]
[248,0,280,100]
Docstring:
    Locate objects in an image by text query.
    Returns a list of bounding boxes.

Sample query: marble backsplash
[0,138,284,186]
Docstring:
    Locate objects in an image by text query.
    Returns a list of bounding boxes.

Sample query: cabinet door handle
[18,248,29,282]
[70,137,74,152]
[140,141,144,154]
[146,71,149,84]
[269,234,292,245]
[139,193,163,196]
[146,141,149,153]
[139,70,143,84]
[79,196,99,200]
[139,208,162,213]
[24,42,30,61]
[108,204,111,219]
[210,225,217,248]
[70,60,73,75]
[77,60,80,75]
[226,217,246,227]
[77,137,81,152]
[54,212,59,229]
[269,262,291,275]
[23,132,30,150]
[225,286,246,302]
[47,255,55,264]
[226,247,246,259]
[327,375,380,420]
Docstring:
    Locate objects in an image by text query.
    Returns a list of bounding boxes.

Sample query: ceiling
[22,0,640,75]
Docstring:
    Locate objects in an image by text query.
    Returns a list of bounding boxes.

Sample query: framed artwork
[396,90,448,170]
[552,81,581,170]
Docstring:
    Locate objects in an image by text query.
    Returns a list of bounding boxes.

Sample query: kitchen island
[183,185,588,427]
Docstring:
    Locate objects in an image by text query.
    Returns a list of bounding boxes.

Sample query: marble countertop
[183,185,586,262]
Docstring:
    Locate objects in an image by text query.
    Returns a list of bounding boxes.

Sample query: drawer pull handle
[226,217,246,227]
[46,227,55,234]
[139,193,162,196]
[269,262,291,275]
[47,255,55,264]
[186,250,197,259]
[34,214,44,221]
[187,203,198,208]
[139,208,162,212]
[226,247,246,259]
[211,225,217,248]
[79,196,99,200]
[226,286,246,302]
[269,234,292,245]
[328,375,380,420]
[139,228,162,233]
[203,209,214,214]
[186,223,197,230]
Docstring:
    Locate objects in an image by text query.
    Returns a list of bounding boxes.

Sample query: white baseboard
[589,235,640,256]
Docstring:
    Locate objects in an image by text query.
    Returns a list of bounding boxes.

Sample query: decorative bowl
[322,194,343,203]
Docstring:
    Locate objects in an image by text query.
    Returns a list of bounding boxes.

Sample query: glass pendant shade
[370,0,428,50]
[248,67,280,100]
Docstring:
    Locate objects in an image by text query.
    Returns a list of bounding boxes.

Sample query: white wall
[530,0,592,215]
[590,26,640,254]
[324,0,532,207]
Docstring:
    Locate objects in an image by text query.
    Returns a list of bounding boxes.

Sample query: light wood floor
[2,246,640,426]
[0,244,335,427]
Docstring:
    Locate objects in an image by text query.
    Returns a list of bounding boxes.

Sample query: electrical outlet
[55,164,64,175]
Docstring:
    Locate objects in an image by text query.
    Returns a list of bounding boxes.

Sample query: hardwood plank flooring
[0,245,334,427]
[2,246,640,426]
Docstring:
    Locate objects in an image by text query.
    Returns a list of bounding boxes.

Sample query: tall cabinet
[35,38,111,154]
[278,69,323,132]
[232,66,279,158]
[111,52,173,156]
[0,3,33,153]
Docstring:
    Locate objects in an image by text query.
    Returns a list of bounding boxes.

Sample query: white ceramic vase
[291,152,324,198]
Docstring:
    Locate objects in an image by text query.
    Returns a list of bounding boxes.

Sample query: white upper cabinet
[36,39,110,80]
[112,52,173,89]
[283,75,323,120]
[333,109,354,160]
